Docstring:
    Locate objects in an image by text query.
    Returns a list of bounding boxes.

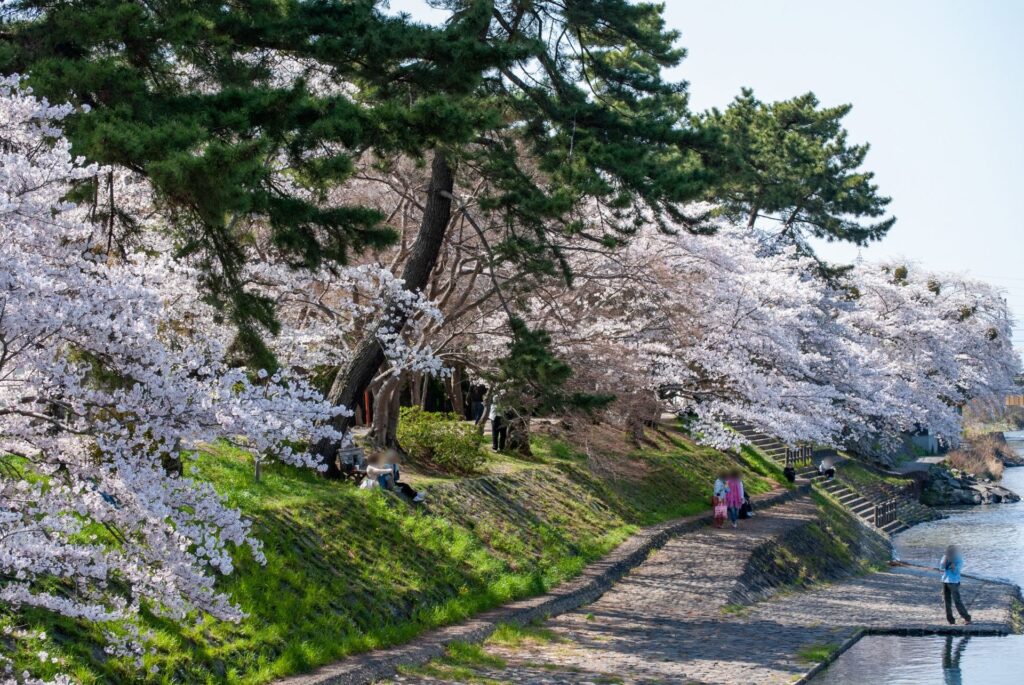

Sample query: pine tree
[316,1,720,468]
[705,89,895,256]
[3,1,721,472]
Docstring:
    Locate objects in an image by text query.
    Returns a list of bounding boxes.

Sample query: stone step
[852,506,876,520]
[882,520,909,535]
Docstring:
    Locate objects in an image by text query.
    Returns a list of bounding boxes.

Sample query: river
[893,451,1024,589]
[811,432,1024,684]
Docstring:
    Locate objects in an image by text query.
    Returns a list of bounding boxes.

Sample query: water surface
[814,434,1024,684]
[812,634,1024,684]
[893,441,1024,589]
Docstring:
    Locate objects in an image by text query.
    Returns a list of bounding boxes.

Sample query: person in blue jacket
[939,545,971,625]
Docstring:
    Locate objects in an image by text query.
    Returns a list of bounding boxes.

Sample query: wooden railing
[784,444,813,468]
[873,498,899,528]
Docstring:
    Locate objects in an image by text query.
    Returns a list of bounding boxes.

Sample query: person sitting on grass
[358,450,426,503]
[358,451,394,490]
[382,449,426,503]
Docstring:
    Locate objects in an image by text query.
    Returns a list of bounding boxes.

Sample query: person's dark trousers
[396,482,419,499]
[727,506,739,525]
[491,416,508,451]
[472,401,484,422]
[944,582,971,623]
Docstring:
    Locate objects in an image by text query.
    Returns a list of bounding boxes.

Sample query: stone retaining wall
[730,499,891,606]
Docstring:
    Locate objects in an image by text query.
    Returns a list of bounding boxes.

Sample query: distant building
[1007,374,1024,407]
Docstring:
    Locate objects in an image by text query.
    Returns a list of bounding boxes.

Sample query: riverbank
[282,491,1021,685]
[922,431,1024,505]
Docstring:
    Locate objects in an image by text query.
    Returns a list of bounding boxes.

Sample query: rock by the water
[921,465,1021,506]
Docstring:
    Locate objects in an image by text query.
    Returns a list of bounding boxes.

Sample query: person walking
[712,473,729,528]
[939,545,972,625]
[724,469,745,529]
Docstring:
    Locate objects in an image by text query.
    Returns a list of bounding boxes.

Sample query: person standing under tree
[490,400,508,451]
[939,545,972,625]
[470,385,486,423]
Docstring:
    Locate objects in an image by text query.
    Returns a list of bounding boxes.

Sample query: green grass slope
[2,424,778,684]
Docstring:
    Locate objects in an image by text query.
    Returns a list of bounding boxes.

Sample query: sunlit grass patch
[797,641,839,663]
[487,622,564,647]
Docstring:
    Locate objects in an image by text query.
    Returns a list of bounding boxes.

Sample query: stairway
[730,420,818,481]
[729,421,914,536]
[817,478,910,535]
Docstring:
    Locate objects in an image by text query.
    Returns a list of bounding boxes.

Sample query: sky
[386,1,1024,349]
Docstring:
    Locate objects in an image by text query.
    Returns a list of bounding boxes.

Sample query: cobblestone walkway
[383,498,1019,685]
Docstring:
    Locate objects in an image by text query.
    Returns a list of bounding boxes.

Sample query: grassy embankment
[2,423,780,684]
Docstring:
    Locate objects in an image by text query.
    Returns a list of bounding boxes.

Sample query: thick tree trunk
[506,413,532,456]
[369,376,403,450]
[314,151,454,476]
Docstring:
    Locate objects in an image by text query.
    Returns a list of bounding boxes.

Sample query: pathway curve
[384,499,1019,685]
[277,488,807,685]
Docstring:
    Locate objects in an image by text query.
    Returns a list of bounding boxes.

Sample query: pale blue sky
[387,1,1024,348]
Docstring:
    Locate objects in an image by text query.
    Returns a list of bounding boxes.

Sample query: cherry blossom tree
[524,218,1019,452]
[0,76,346,680]
[837,263,1019,450]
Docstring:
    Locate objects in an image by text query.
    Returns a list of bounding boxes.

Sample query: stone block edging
[793,628,866,685]
[276,485,810,685]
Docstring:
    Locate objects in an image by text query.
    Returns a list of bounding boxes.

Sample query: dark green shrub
[398,407,485,473]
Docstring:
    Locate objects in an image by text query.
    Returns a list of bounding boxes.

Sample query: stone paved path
[383,497,1019,685]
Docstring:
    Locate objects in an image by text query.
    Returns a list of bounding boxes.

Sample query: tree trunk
[626,413,645,444]
[418,372,429,409]
[506,413,532,456]
[448,366,465,418]
[409,373,422,411]
[314,151,454,476]
[369,375,403,450]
